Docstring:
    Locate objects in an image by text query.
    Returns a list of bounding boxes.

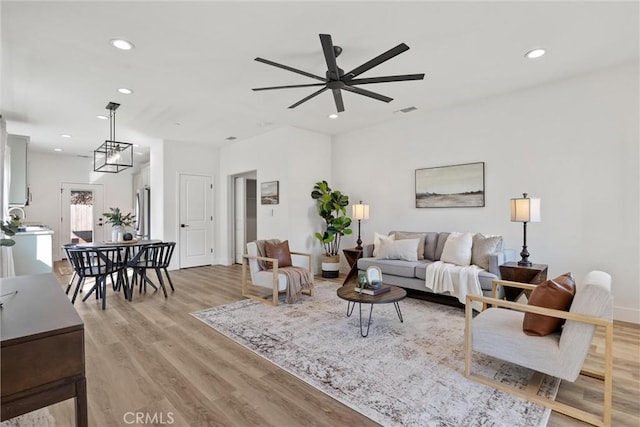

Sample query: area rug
[0,408,55,427]
[192,282,559,427]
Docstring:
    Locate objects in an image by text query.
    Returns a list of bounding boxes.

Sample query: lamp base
[517,260,533,267]
[518,244,532,267]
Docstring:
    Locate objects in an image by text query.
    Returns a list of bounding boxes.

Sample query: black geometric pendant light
[94,102,133,173]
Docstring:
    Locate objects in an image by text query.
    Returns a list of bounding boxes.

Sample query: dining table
[75,239,162,300]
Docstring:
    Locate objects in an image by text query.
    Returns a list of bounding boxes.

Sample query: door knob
[181,224,189,228]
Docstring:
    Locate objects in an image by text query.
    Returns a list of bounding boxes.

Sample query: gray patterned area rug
[192,282,559,427]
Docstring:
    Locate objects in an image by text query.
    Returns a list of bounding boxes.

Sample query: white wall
[159,140,218,269]
[27,151,134,261]
[218,126,331,267]
[332,63,639,323]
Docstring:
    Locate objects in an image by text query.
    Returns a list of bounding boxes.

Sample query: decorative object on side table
[510,193,541,266]
[311,180,352,278]
[499,261,548,301]
[102,207,135,242]
[351,201,369,250]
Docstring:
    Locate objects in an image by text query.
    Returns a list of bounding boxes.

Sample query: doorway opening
[232,171,257,264]
[60,182,104,259]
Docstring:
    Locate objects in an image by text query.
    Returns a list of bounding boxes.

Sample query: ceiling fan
[252,34,425,113]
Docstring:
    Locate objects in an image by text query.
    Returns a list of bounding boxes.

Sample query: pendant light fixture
[94,102,133,173]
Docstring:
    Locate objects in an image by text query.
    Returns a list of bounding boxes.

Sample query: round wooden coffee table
[336,284,407,337]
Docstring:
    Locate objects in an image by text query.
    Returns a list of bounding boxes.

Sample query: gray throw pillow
[471,233,503,270]
[394,232,426,260]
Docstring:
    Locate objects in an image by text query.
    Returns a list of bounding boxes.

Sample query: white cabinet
[12,229,54,276]
[8,134,29,206]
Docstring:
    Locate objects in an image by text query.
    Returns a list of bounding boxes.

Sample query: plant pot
[321,254,340,278]
[111,225,126,242]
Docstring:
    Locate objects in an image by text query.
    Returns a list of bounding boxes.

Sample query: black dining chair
[67,247,125,310]
[128,242,176,299]
[62,243,79,295]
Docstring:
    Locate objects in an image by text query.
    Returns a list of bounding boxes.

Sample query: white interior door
[179,173,213,268]
[60,183,104,258]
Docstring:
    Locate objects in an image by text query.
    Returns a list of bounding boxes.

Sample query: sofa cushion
[358,257,419,278]
[434,232,450,260]
[373,232,395,257]
[422,232,438,261]
[441,232,473,266]
[394,231,427,260]
[471,233,503,270]
[376,238,420,262]
[523,273,576,337]
[264,240,292,268]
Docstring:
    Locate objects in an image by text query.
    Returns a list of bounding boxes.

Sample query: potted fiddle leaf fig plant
[311,180,352,278]
[102,207,135,242]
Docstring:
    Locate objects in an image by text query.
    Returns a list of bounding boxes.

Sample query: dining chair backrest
[155,242,176,268]
[68,247,123,278]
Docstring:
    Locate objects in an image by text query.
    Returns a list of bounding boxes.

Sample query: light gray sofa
[357,231,516,299]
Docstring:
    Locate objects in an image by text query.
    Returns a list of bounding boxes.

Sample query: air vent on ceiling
[225,136,237,141]
[77,155,91,158]
[395,106,418,114]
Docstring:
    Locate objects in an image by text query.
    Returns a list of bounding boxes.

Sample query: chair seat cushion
[472,308,576,380]
[252,270,288,291]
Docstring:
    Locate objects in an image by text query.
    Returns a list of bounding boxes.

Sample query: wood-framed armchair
[241,240,314,306]
[464,271,613,427]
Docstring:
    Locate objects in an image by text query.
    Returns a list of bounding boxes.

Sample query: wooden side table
[342,248,363,286]
[499,262,548,301]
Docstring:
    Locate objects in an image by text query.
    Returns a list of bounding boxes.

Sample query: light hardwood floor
[46,264,639,426]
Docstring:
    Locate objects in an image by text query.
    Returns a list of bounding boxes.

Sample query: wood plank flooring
[44,264,639,426]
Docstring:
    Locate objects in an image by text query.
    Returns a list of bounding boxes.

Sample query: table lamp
[510,193,541,266]
[352,201,370,250]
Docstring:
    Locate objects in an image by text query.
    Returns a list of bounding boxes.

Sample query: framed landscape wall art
[415,162,485,208]
[260,181,279,205]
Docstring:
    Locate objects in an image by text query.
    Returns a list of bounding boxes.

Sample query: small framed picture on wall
[261,181,279,205]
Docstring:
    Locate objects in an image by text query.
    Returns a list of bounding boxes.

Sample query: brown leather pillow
[264,240,292,269]
[523,273,576,336]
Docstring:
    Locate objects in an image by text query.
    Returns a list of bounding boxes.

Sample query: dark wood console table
[499,262,548,301]
[342,248,363,286]
[1,273,87,426]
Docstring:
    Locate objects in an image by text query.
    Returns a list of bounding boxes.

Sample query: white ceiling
[2,1,638,161]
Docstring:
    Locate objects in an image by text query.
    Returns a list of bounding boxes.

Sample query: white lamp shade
[352,203,370,220]
[510,196,541,223]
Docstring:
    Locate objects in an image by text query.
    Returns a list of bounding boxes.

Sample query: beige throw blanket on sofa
[425,261,483,311]
[255,240,314,304]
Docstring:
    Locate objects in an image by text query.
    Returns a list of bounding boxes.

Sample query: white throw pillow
[440,232,473,266]
[376,238,420,262]
[373,232,395,257]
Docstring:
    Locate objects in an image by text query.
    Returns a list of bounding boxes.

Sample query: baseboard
[613,305,640,325]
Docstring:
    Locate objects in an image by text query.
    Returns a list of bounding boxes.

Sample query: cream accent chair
[241,240,313,306]
[464,271,613,427]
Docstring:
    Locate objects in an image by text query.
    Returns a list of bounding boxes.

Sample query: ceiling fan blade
[252,83,326,91]
[289,87,329,109]
[255,57,326,82]
[347,74,425,85]
[320,34,340,80]
[342,85,393,103]
[344,43,410,80]
[332,89,345,112]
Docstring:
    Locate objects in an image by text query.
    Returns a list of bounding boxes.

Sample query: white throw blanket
[425,261,483,311]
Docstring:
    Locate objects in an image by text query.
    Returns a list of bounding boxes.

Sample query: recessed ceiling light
[96,115,108,120]
[110,39,134,50]
[328,113,339,119]
[118,88,133,94]
[54,148,63,152]
[524,48,546,59]
[60,134,71,138]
